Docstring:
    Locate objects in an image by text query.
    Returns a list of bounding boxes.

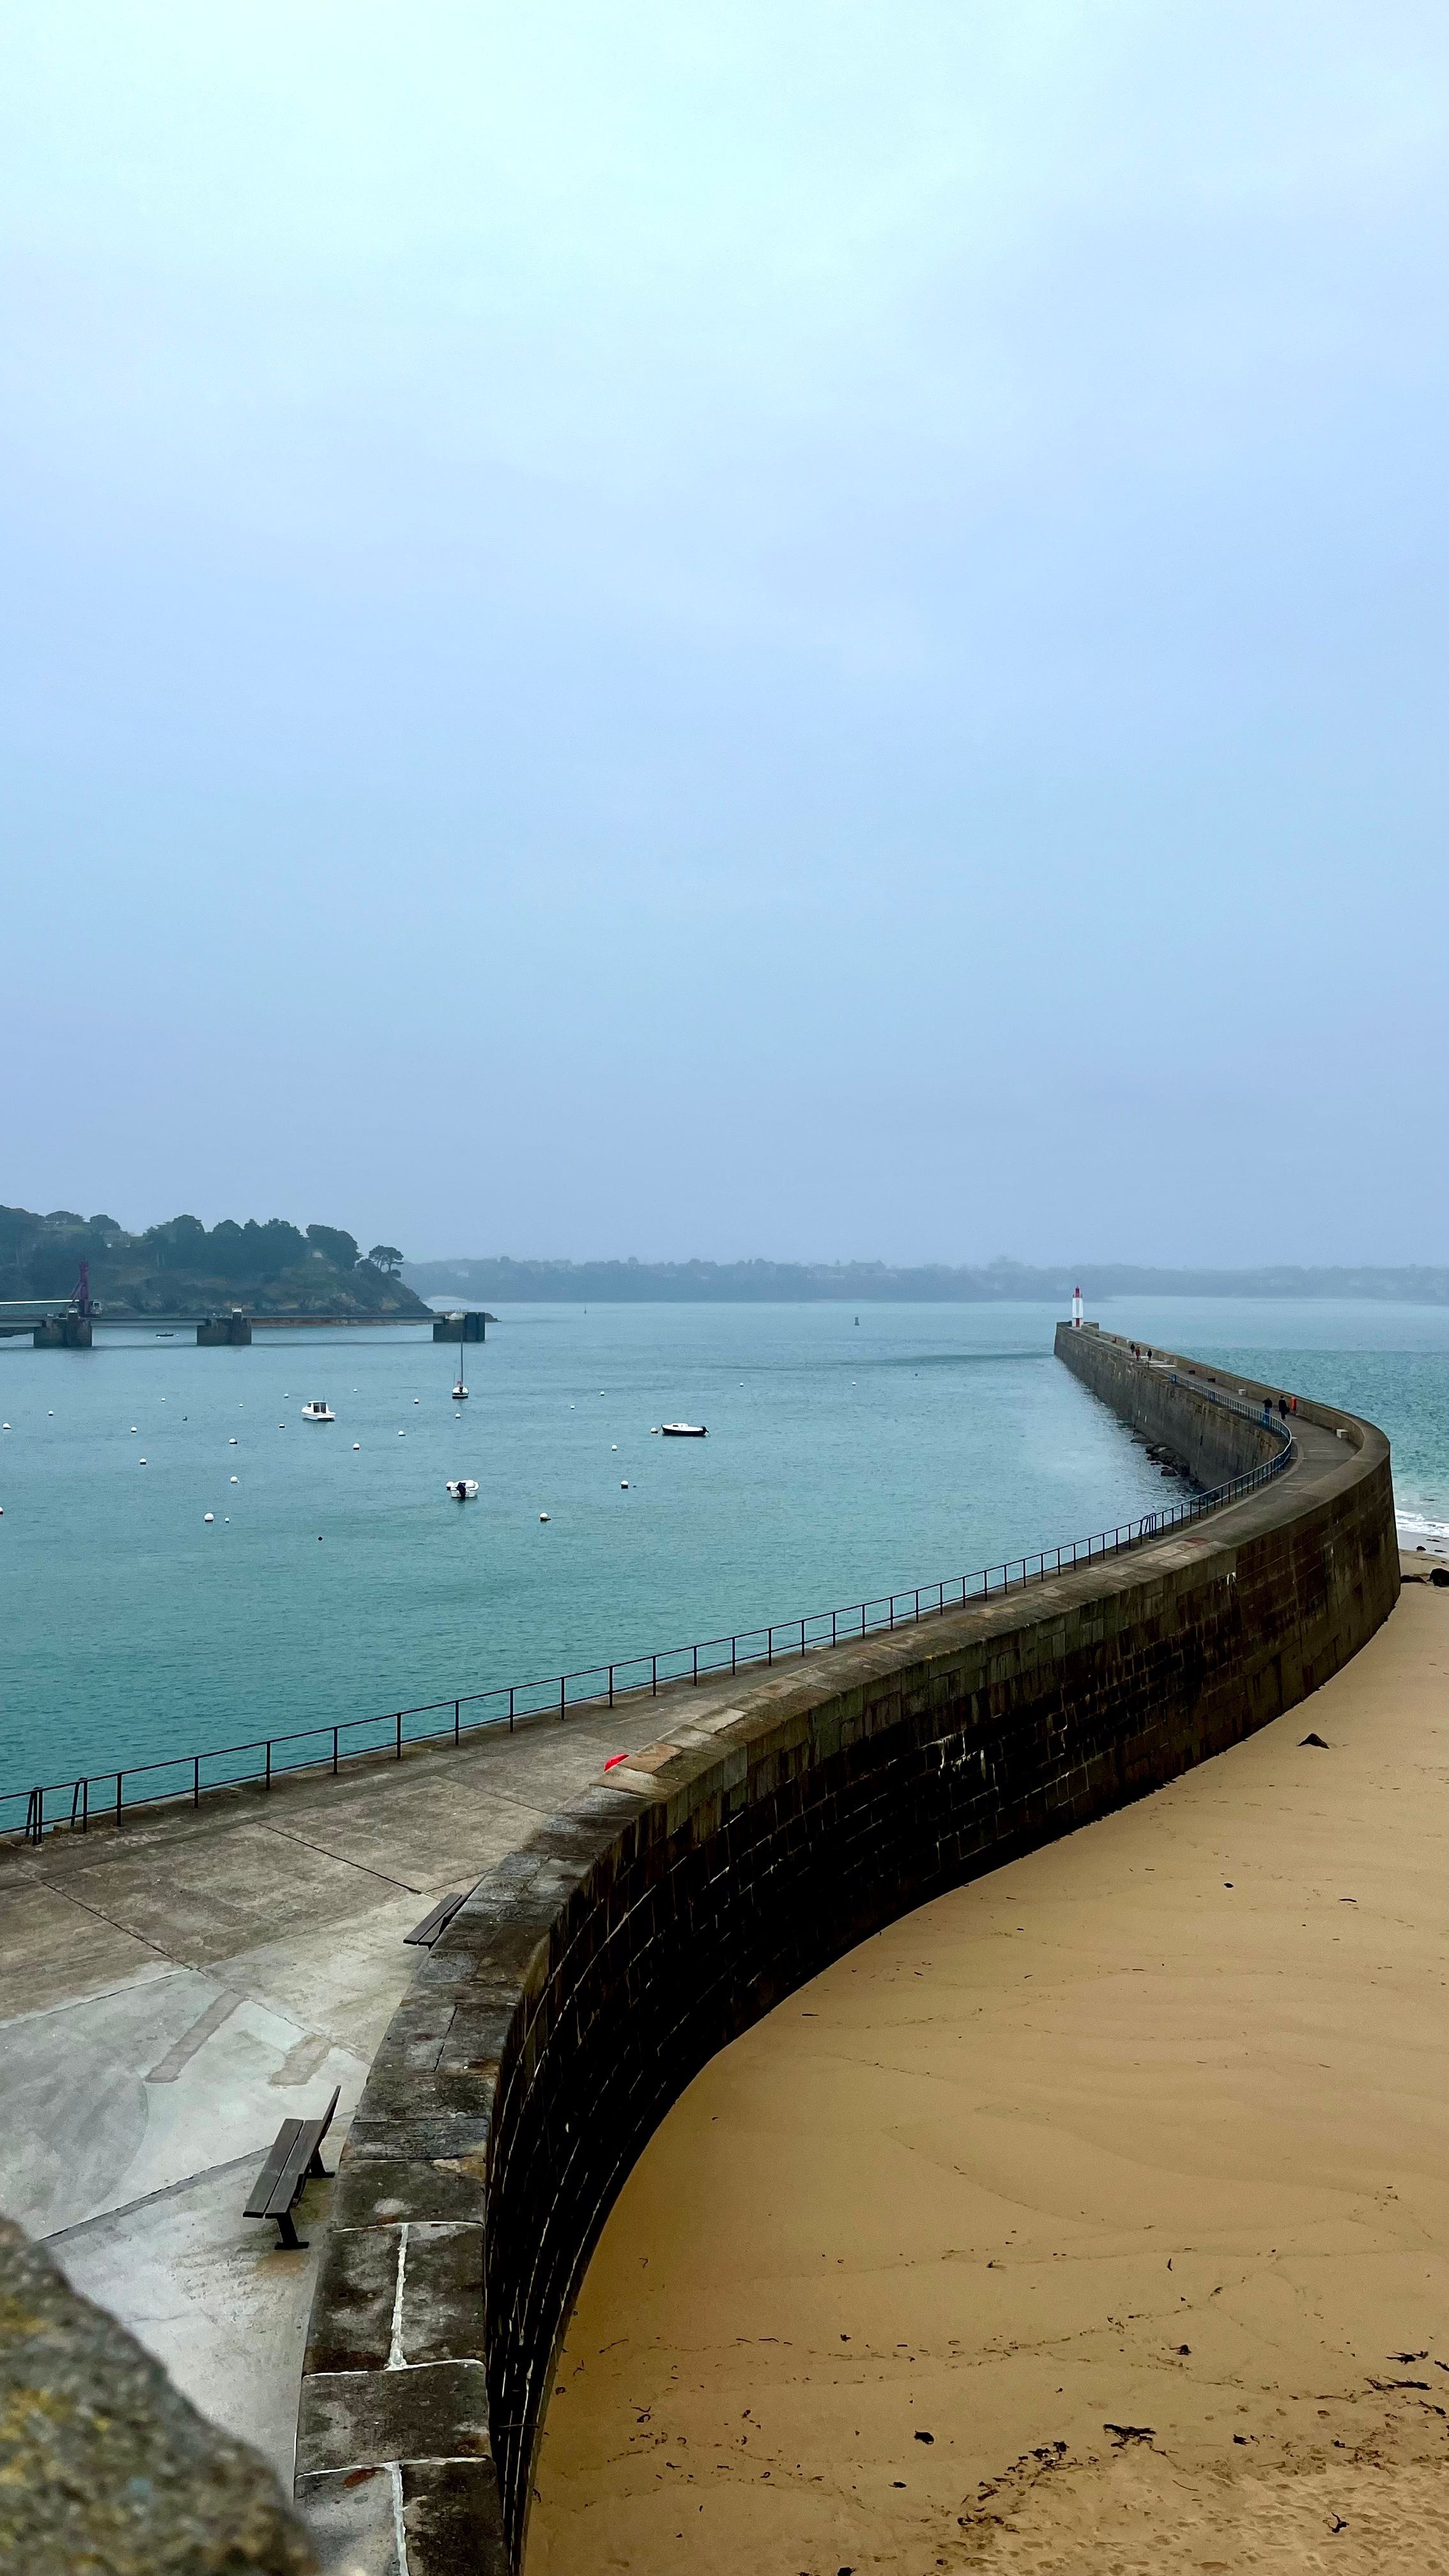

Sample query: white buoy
[230,1475,238,1483]
[611,1444,618,1451]
[130,1426,137,1434]
[229,1436,238,1445]
[398,1429,406,1436]
[139,1458,147,1466]
[353,1442,360,1450]
[204,1512,214,1524]
[539,1512,551,1522]
[620,1480,629,1489]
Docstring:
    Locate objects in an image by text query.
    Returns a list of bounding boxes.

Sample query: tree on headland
[307,1223,360,1271]
[367,1244,404,1274]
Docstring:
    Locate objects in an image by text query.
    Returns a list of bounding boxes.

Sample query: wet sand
[528,1579,1448,2575]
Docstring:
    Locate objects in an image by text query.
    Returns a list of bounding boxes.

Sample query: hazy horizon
[4,6,1446,1264]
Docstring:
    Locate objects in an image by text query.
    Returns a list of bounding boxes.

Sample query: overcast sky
[3,4,1445,1266]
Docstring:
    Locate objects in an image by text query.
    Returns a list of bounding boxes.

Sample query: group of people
[1124,1335,1298,1426]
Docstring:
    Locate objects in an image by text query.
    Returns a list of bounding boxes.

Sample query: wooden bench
[404,1889,467,1947]
[244,2085,340,2250]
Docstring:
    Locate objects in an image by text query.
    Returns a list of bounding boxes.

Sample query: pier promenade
[0,1663,750,2479]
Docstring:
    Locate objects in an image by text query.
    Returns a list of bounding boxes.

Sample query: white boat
[661,1422,708,1437]
[445,1478,479,1500]
[452,1379,468,1400]
[301,1400,335,1422]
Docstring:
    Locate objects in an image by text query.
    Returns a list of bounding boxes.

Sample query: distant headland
[405,1255,1449,1305]
[1,1206,431,1321]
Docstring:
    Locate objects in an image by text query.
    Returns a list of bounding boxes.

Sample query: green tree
[367,1243,404,1274]
[306,1223,360,1270]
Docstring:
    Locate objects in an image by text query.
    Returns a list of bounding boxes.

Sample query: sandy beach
[528,1574,1448,2575]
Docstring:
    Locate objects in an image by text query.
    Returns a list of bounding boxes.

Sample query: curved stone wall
[295,1333,1398,2573]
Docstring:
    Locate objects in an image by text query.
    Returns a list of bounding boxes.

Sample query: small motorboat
[452,1379,468,1400]
[445,1478,479,1500]
[661,1422,708,1437]
[301,1400,335,1423]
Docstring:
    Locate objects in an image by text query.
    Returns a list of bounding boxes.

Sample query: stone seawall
[1054,1321,1284,1485]
[296,1335,1398,2575]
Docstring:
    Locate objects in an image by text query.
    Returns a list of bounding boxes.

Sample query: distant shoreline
[406,1257,1449,1306]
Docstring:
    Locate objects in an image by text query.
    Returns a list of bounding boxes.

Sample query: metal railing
[3,1372,1292,1846]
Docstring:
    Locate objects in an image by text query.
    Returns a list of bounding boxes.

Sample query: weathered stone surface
[296,2359,490,2478]
[305,2225,400,2375]
[401,2461,510,2573]
[398,2225,484,2365]
[0,2213,315,2574]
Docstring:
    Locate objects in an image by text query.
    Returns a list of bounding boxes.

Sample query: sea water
[1,1300,1443,1801]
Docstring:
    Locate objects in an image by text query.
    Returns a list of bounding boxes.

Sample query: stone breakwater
[295,1331,1398,2575]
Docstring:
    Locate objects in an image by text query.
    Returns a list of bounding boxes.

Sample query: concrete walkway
[0,1675,735,2485]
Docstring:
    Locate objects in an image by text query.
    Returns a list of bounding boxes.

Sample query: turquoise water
[1,1300,1443,1805]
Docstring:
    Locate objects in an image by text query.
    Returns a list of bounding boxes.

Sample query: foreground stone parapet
[298,1332,1399,2573]
[0,2214,315,2575]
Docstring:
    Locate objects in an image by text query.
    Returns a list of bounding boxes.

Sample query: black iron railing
[3,1375,1292,1846]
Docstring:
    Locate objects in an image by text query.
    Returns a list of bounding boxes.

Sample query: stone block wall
[297,1334,1398,2573]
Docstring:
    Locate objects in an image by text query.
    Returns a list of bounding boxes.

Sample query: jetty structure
[0,1322,1402,2571]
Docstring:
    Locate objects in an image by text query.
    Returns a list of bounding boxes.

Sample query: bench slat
[243,2120,303,2218]
[243,2087,342,2244]
[404,1890,466,1947]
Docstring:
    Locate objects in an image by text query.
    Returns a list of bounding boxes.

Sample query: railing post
[81,1777,88,1834]
[509,1687,515,1734]
[116,1772,123,1827]
[652,1654,657,1697]
[800,1618,806,1657]
[559,1676,566,1721]
[193,1756,200,1809]
[732,1636,737,1674]
[608,1664,614,1708]
[767,1626,773,1666]
[693,1645,699,1685]
[454,1699,460,1745]
[27,1788,41,1846]
[395,1712,402,1760]
[333,1726,339,1775]
[265,1740,272,1790]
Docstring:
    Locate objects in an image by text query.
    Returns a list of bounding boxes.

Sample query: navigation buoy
[139,1458,147,1466]
[204,1512,214,1524]
[539,1512,551,1522]
[230,1475,238,1483]
[229,1436,238,1445]
[353,1442,360,1450]
[620,1480,629,1489]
